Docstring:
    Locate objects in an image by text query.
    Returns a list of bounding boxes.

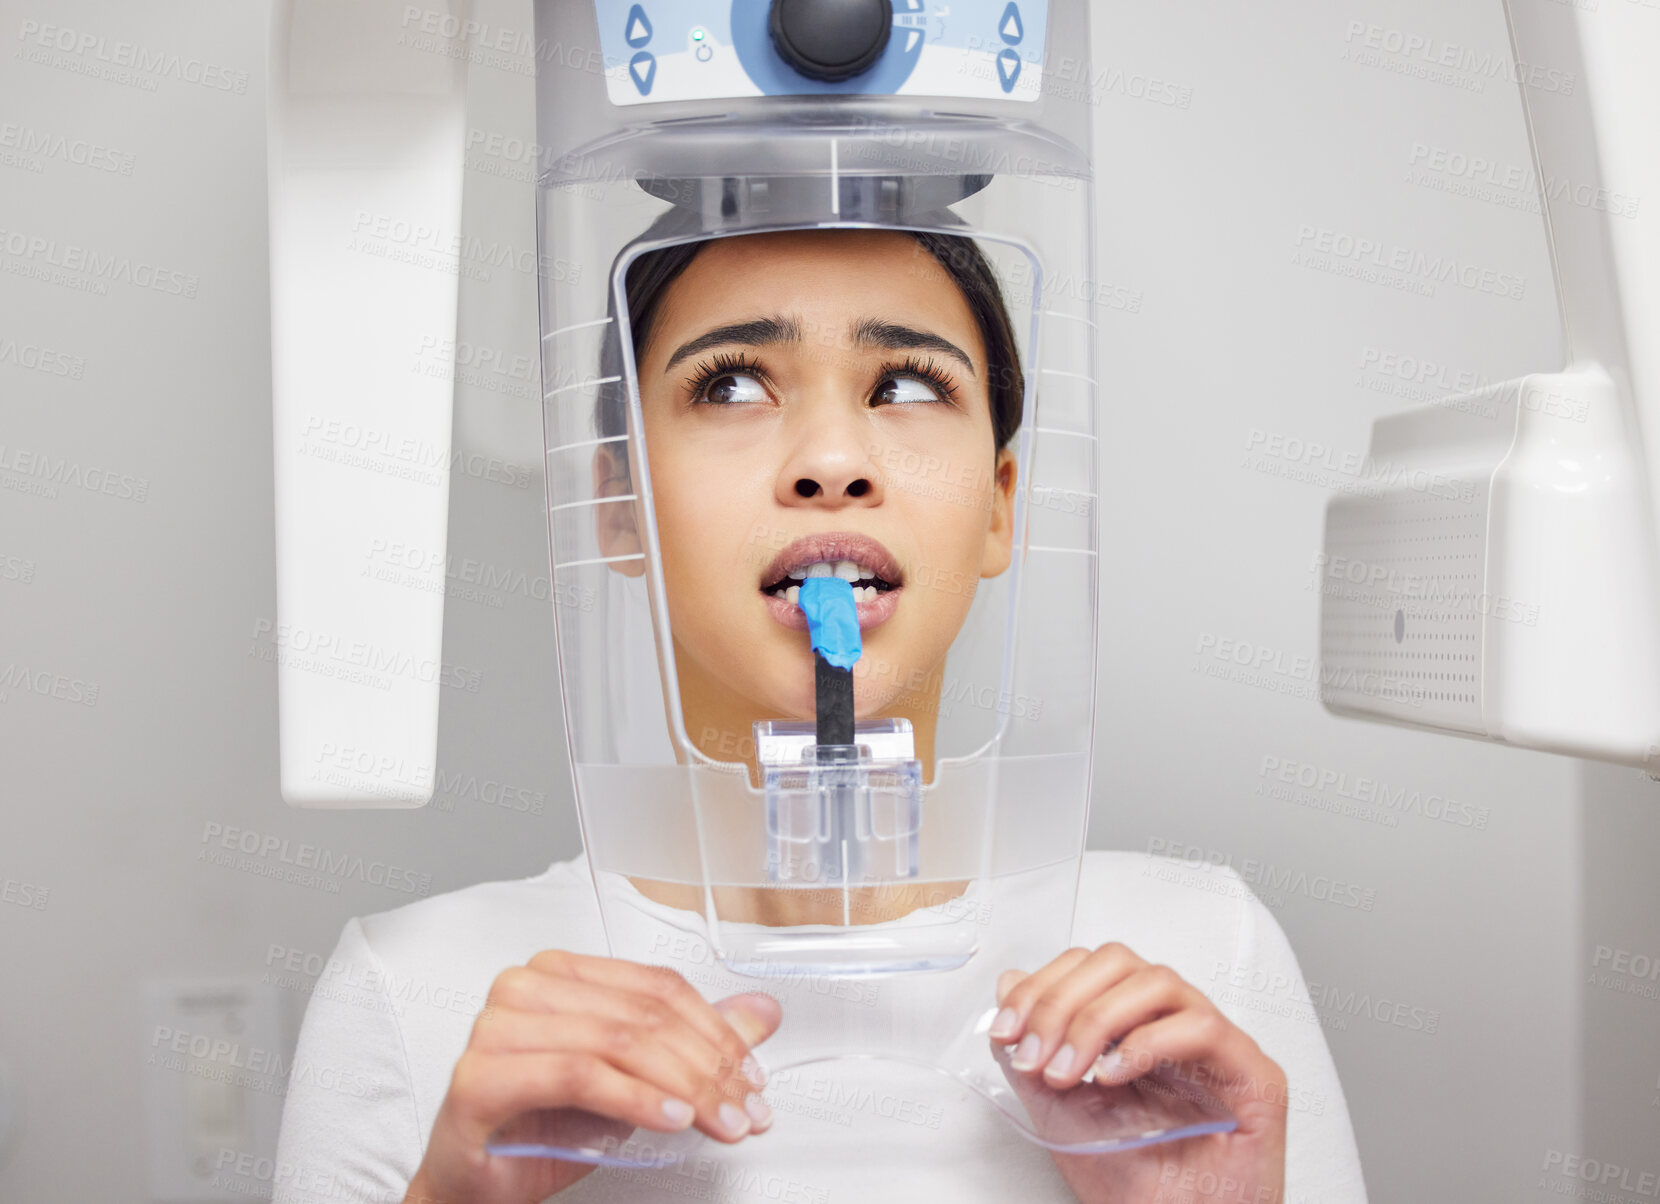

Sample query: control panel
[592,0,1049,106]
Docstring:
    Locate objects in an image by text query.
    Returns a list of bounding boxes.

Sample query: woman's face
[610,229,1017,752]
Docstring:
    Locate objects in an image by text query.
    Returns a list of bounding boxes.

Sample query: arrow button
[625,4,652,47]
[629,50,657,94]
[996,47,1021,90]
[999,2,1023,44]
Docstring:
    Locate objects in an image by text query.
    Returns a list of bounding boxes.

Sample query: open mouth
[758,533,905,610]
[761,559,902,606]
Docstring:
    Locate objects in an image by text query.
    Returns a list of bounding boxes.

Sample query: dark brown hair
[594,230,1024,451]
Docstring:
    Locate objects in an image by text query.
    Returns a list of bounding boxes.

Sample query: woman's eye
[700,372,769,404]
[874,375,945,405]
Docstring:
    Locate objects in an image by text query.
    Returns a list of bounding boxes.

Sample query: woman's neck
[624,877,970,926]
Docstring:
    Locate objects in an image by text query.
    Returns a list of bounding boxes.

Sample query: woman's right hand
[402,950,783,1204]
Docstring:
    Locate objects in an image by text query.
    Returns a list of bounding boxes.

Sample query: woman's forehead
[647,230,984,368]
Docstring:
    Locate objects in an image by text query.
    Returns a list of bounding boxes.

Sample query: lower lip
[762,586,902,632]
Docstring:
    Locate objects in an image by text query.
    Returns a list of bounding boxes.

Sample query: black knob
[768,0,891,82]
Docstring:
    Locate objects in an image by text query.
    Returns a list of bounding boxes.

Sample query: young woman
[275,228,1369,1204]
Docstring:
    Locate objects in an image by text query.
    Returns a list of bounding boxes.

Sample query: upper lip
[760,532,905,590]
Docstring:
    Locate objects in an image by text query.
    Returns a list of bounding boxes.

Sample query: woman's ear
[980,446,1018,578]
[592,444,646,578]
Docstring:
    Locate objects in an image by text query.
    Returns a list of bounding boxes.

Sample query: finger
[995,968,1029,1005]
[1041,963,1198,1088]
[526,953,769,1090]
[445,1049,705,1150]
[484,971,760,1102]
[1092,1007,1271,1113]
[712,993,784,1088]
[468,1007,768,1141]
[1001,944,1148,1073]
[987,946,1094,1042]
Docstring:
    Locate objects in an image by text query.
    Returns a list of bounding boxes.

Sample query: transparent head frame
[508,0,1236,1168]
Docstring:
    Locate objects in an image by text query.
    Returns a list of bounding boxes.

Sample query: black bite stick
[814,650,855,747]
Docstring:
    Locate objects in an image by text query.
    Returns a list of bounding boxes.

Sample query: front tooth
[855,585,874,603]
[805,562,833,578]
[785,585,800,605]
[834,560,860,582]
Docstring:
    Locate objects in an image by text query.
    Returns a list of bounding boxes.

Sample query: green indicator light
[692,29,703,40]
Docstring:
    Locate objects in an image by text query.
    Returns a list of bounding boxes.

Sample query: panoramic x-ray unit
[266,0,1660,1168]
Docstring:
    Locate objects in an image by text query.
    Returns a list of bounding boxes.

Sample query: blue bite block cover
[797,576,862,669]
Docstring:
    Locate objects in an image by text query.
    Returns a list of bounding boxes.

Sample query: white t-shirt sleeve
[272,916,425,1204]
[1076,853,1368,1202]
[1211,875,1370,1204]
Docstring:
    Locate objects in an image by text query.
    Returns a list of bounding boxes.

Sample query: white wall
[0,0,1650,1201]
[1089,3,1585,1200]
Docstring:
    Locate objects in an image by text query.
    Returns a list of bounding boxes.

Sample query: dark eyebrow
[851,317,976,379]
[661,313,977,379]
[663,314,803,373]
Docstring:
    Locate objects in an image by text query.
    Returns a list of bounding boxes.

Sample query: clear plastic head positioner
[481,0,1239,1166]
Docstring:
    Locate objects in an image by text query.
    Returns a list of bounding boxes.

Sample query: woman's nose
[776,416,883,507]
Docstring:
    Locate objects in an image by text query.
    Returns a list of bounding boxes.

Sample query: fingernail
[741,1054,768,1090]
[744,1092,773,1130]
[1010,1032,1044,1072]
[718,1101,751,1137]
[661,1098,696,1129]
[1094,1049,1123,1080]
[1045,1044,1076,1081]
[988,1008,1020,1040]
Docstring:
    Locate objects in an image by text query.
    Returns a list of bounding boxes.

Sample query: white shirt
[271,851,1368,1203]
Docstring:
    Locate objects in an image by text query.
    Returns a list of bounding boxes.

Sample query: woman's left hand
[990,943,1287,1204]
